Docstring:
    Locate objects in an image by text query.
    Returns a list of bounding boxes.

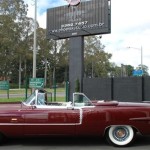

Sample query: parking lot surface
[1,135,150,150]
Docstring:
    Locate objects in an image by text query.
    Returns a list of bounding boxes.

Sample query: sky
[24,0,150,73]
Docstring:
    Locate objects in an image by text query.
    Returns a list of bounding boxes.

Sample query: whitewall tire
[106,125,135,147]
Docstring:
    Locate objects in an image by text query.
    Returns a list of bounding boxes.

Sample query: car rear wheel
[106,125,135,147]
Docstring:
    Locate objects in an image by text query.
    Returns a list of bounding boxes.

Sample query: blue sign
[133,70,143,76]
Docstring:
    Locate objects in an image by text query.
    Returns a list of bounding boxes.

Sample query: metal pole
[53,40,57,102]
[33,0,37,78]
[44,58,48,86]
[92,60,94,78]
[128,46,143,71]
[25,76,28,99]
[141,46,143,70]
[19,55,21,89]
[65,81,68,102]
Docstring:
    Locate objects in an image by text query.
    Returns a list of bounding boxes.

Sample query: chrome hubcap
[113,127,129,141]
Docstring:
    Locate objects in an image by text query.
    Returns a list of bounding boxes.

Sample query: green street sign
[0,81,9,90]
[29,78,44,88]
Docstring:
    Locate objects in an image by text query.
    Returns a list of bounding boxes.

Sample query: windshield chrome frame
[73,92,94,107]
[23,89,38,106]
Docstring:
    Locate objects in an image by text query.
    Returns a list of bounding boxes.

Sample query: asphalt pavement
[0,135,150,150]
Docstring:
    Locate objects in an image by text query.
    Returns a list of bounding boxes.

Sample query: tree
[56,39,69,82]
[84,36,112,78]
[36,28,54,86]
[0,0,149,89]
[138,64,149,76]
[108,63,121,77]
[0,0,28,81]
[109,64,134,77]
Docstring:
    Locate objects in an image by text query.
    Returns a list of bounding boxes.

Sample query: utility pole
[127,46,143,71]
[141,46,143,70]
[33,0,37,78]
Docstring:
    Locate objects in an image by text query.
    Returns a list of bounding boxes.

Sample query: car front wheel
[106,125,135,147]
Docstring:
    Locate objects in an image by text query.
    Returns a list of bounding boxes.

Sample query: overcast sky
[24,0,150,73]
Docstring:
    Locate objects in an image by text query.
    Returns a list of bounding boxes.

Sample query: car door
[22,107,81,136]
[0,109,24,137]
[47,108,81,135]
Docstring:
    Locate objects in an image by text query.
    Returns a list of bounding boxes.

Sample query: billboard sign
[47,0,111,39]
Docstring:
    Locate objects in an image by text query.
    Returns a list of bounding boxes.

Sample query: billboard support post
[69,36,84,100]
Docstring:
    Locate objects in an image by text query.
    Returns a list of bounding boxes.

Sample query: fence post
[141,76,144,101]
[111,77,114,100]
[65,81,69,102]
[25,77,28,99]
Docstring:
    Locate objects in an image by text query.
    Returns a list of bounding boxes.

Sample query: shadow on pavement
[2,135,150,147]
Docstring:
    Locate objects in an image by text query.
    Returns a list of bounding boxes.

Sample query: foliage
[109,64,134,77]
[0,0,149,88]
[138,64,149,76]
[84,36,112,77]
[0,0,28,80]
[109,64,149,77]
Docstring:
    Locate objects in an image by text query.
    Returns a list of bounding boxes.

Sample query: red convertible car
[0,89,150,147]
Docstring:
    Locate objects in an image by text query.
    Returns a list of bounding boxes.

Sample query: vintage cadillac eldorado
[0,89,150,147]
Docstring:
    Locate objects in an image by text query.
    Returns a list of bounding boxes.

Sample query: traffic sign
[29,78,44,88]
[0,81,9,90]
[133,70,143,76]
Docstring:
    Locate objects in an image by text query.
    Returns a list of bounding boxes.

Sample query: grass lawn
[0,88,66,103]
[0,88,65,94]
[0,97,65,103]
[0,97,23,103]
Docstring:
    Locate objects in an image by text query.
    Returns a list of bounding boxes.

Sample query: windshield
[37,93,46,105]
[23,91,36,106]
[23,90,93,107]
[23,90,47,106]
[73,93,94,107]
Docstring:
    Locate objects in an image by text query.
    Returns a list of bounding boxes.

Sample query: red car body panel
[0,91,150,140]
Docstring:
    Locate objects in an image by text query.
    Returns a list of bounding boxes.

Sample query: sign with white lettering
[0,81,9,90]
[47,0,111,39]
[29,78,44,88]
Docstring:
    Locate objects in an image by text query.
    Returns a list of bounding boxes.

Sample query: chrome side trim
[0,123,78,126]
[0,108,83,126]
